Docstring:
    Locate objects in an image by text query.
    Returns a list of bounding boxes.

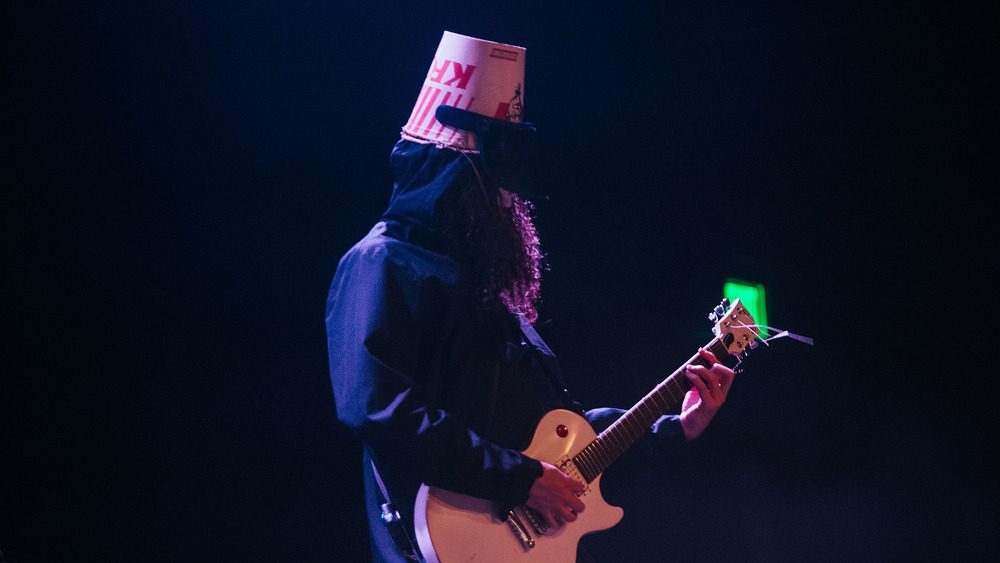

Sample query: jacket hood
[381,139,477,252]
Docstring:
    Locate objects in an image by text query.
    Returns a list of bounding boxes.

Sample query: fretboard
[572,337,730,483]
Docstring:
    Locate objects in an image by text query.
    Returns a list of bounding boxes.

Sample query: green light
[723,279,768,337]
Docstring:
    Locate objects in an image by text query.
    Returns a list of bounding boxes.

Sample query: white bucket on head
[402,31,526,150]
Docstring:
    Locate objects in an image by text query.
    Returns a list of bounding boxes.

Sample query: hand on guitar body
[526,461,587,529]
[680,347,736,441]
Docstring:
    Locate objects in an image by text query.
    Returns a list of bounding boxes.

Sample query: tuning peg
[708,298,731,324]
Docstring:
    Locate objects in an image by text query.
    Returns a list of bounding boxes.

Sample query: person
[326,31,736,563]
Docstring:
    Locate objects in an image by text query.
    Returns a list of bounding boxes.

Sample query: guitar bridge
[519,505,548,536]
[505,509,536,550]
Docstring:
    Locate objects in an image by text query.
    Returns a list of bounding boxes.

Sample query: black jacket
[326,139,682,562]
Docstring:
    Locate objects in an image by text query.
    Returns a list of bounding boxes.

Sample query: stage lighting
[723,279,768,338]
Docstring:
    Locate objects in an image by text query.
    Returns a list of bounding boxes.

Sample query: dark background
[3,1,995,561]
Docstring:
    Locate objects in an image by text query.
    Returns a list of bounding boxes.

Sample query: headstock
[709,298,760,358]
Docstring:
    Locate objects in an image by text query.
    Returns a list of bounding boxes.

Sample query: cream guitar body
[415,409,623,563]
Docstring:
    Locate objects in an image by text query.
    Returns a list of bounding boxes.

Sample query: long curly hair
[435,169,545,322]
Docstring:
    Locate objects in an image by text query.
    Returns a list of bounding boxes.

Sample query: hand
[679,347,735,441]
[525,461,586,529]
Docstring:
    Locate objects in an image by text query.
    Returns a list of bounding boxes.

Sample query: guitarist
[326,32,736,562]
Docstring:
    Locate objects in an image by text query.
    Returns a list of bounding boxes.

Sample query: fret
[574,447,596,483]
[597,431,623,463]
[568,299,757,491]
[591,439,613,471]
[573,335,734,482]
[647,388,669,413]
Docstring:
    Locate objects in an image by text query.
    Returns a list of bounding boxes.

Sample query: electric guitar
[414,299,761,563]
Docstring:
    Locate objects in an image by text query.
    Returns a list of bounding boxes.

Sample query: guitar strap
[516,313,585,417]
[371,459,424,562]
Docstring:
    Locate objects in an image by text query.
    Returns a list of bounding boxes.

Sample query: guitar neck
[572,337,730,483]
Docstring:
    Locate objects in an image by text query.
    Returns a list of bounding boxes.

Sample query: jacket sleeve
[327,236,542,507]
